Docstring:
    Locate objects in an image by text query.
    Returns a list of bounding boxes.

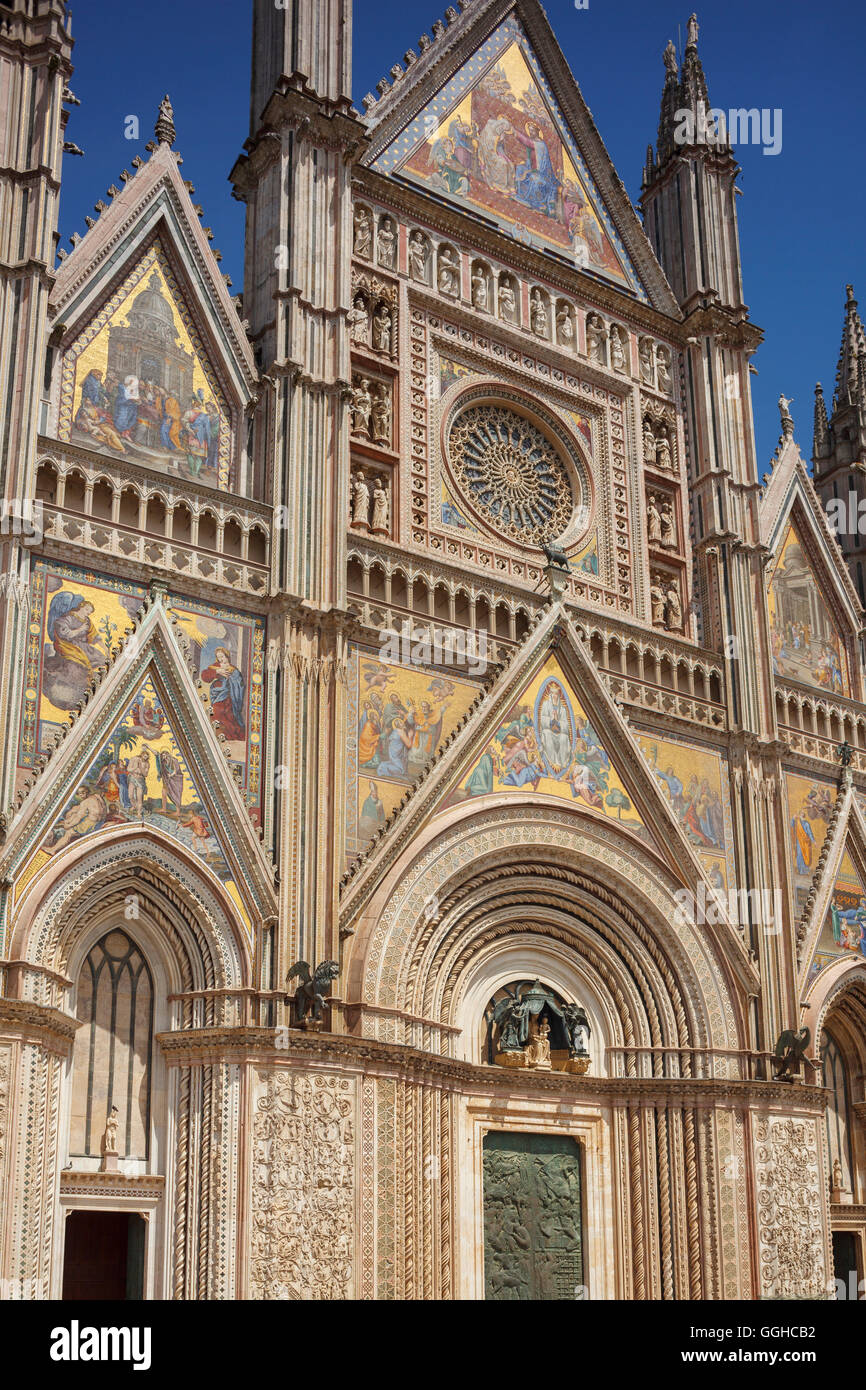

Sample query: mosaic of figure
[61,248,229,489]
[379,17,639,292]
[768,523,849,695]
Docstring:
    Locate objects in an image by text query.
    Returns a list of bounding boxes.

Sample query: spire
[646,13,716,177]
[155,94,175,148]
[813,383,830,460]
[834,284,866,407]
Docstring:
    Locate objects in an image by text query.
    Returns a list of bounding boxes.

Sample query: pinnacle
[155,93,176,147]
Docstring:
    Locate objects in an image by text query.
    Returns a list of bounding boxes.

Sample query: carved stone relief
[753,1115,827,1300]
[250,1071,355,1300]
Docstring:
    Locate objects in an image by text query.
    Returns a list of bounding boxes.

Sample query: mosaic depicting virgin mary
[42,590,109,711]
[534,678,575,779]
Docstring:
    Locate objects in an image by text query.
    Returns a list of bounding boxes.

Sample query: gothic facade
[0,0,864,1301]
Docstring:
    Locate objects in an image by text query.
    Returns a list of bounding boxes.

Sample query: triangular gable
[439,650,647,835]
[369,11,648,301]
[49,141,257,493]
[798,782,866,990]
[768,518,852,697]
[340,603,757,992]
[57,239,233,490]
[0,601,275,938]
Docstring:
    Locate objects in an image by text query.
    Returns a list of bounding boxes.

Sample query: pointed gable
[370,13,646,299]
[49,135,257,494]
[768,520,851,696]
[441,650,648,836]
[58,239,233,490]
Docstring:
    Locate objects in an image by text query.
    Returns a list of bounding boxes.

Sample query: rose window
[448,405,575,543]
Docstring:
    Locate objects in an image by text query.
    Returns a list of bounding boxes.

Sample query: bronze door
[483,1131,583,1299]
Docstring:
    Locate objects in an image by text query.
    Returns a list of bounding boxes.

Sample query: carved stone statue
[350,377,372,435]
[647,492,662,543]
[348,292,369,345]
[656,347,672,393]
[99,1104,120,1171]
[586,313,606,364]
[530,289,548,338]
[832,1157,844,1193]
[650,577,667,626]
[371,382,391,445]
[377,216,396,269]
[660,499,676,547]
[371,476,389,534]
[408,230,429,282]
[102,1105,119,1155]
[471,264,488,310]
[498,276,517,323]
[353,206,372,259]
[655,426,672,469]
[664,580,682,630]
[778,392,795,437]
[527,1015,551,1069]
[286,959,340,1028]
[351,469,370,528]
[556,304,574,346]
[498,997,530,1052]
[561,1002,591,1057]
[772,1026,811,1081]
[372,301,393,353]
[438,246,459,296]
[687,13,699,48]
[610,324,626,372]
[643,418,657,463]
[639,339,655,386]
[664,39,678,76]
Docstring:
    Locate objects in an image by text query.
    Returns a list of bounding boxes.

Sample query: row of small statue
[643,416,675,470]
[349,290,394,356]
[647,491,677,549]
[350,469,390,535]
[650,574,683,631]
[354,206,674,390]
[350,376,392,446]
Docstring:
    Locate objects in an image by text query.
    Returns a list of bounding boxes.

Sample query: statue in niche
[498,276,517,323]
[586,313,606,364]
[371,476,390,534]
[372,301,393,354]
[832,1157,844,1193]
[660,499,676,547]
[408,230,429,282]
[371,382,392,445]
[561,1002,591,1058]
[647,492,662,543]
[351,469,370,528]
[643,418,657,463]
[377,216,396,269]
[664,580,682,630]
[348,291,369,345]
[471,264,489,310]
[353,206,372,259]
[527,1015,552,1069]
[639,339,655,386]
[99,1104,120,1171]
[650,576,667,626]
[657,347,672,393]
[350,377,372,435]
[610,324,626,372]
[530,289,548,338]
[655,426,673,469]
[438,246,459,296]
[556,304,574,346]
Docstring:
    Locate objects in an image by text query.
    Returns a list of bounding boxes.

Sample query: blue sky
[57,0,864,469]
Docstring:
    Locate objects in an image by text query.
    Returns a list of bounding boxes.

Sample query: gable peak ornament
[155,94,176,148]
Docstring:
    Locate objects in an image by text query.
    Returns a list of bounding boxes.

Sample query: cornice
[0,995,81,1051]
[155,1022,828,1108]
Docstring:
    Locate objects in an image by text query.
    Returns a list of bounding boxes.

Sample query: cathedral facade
[0,0,864,1301]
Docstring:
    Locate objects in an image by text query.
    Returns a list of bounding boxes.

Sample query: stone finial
[686,13,699,48]
[155,93,176,147]
[663,39,678,75]
[362,93,377,110]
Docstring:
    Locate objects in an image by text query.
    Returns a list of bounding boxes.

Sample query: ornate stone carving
[448,404,574,543]
[408,229,430,283]
[250,1071,355,1300]
[437,245,460,297]
[753,1116,827,1300]
[483,1132,583,1300]
[353,205,372,260]
[376,215,396,270]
